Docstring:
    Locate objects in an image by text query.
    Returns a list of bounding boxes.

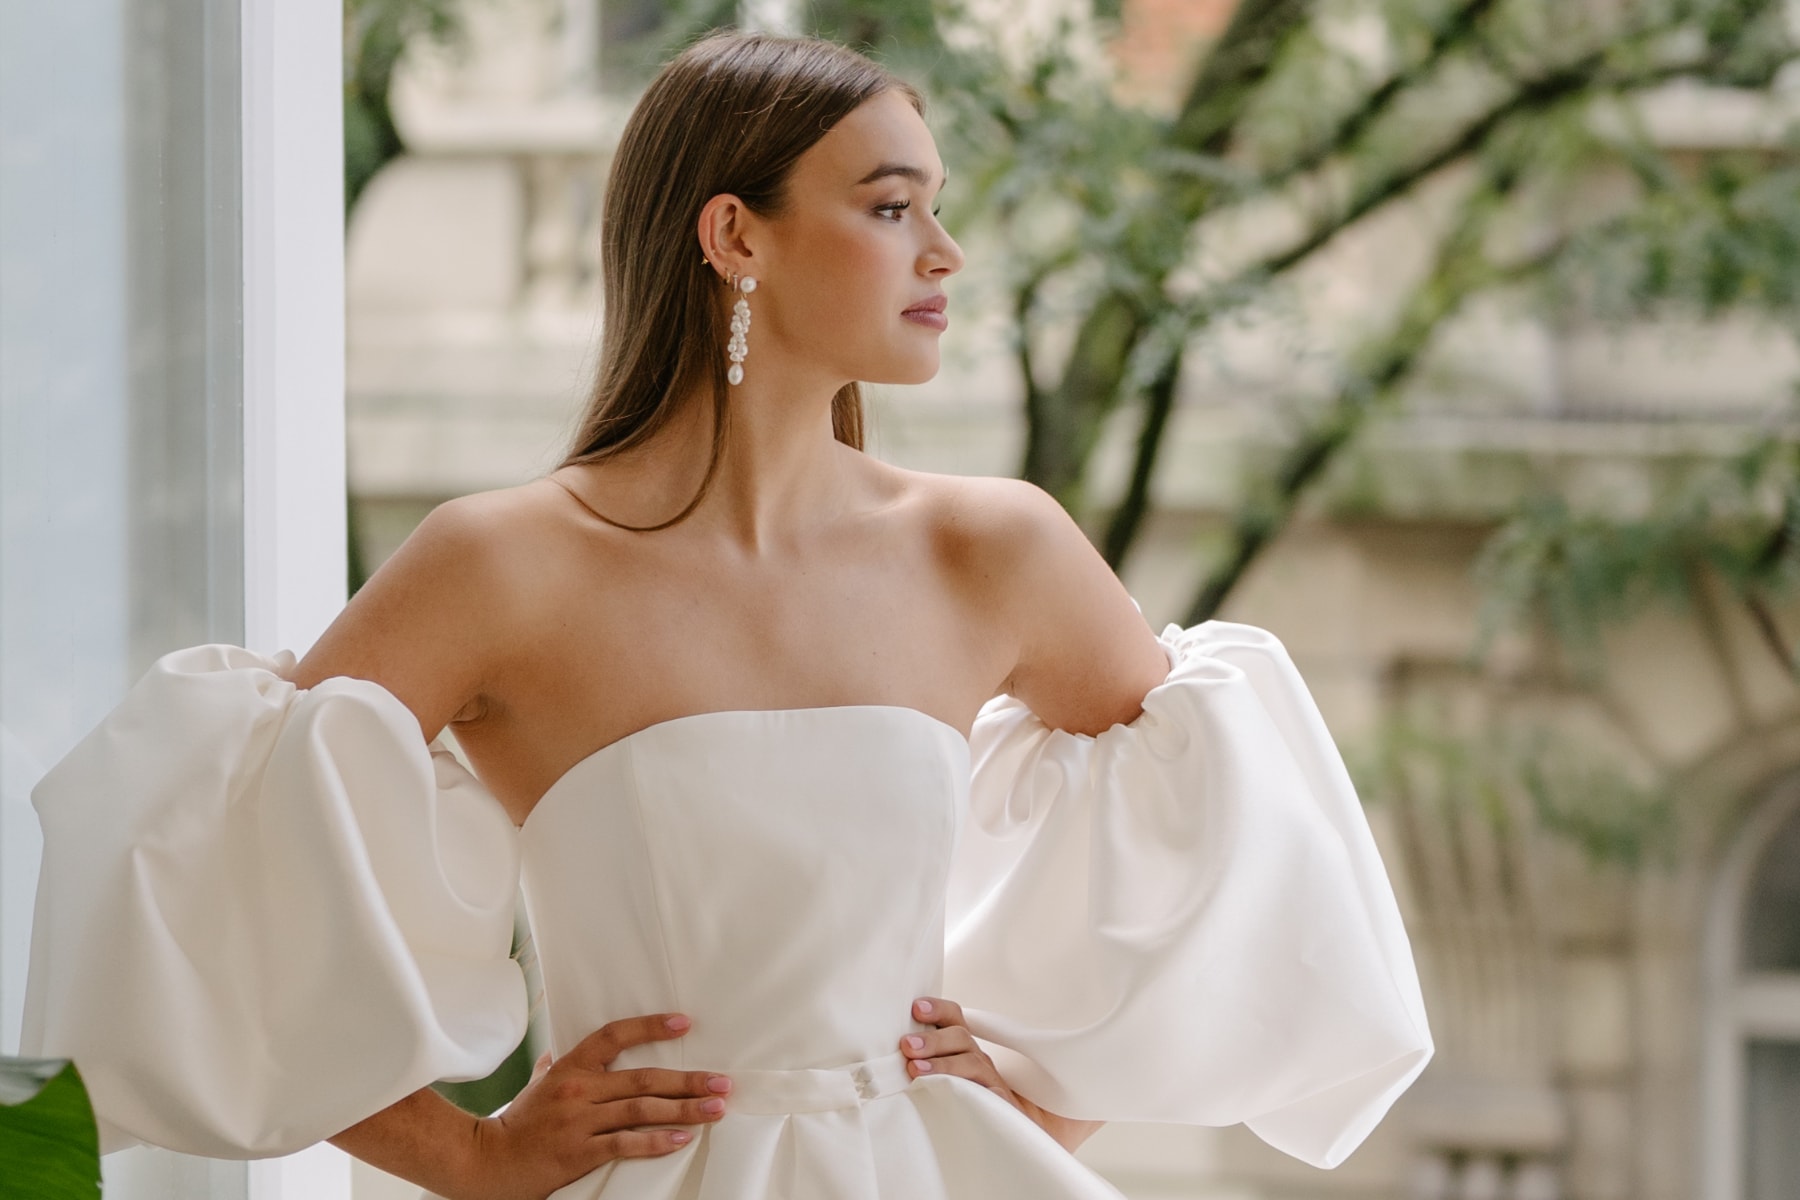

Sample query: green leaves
[0,1058,101,1199]
[1562,156,1800,322]
[1355,707,1677,869]
[1473,434,1800,675]
[343,0,469,214]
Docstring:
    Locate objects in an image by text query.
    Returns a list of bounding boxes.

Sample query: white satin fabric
[19,644,527,1158]
[949,621,1433,1168]
[20,621,1431,1196]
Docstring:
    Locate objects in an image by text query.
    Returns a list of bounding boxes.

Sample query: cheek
[810,227,885,307]
[781,221,904,333]
[763,215,940,381]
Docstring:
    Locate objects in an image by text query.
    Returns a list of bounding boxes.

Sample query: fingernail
[701,1098,725,1115]
[670,1130,692,1144]
[665,1015,691,1031]
[905,1035,925,1051]
[707,1075,732,1093]
[916,999,933,1015]
[914,1059,933,1073]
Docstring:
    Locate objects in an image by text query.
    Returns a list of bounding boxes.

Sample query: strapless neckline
[518,703,971,834]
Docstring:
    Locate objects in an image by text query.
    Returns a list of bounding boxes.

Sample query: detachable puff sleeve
[19,644,528,1159]
[944,620,1432,1170]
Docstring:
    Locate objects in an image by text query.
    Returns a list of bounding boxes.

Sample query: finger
[899,1027,974,1059]
[562,1013,693,1072]
[590,1095,728,1133]
[529,1051,554,1085]
[912,996,967,1028]
[591,1067,734,1102]
[907,1049,1004,1089]
[589,1127,696,1163]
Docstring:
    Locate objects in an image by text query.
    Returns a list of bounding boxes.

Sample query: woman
[21,30,1432,1200]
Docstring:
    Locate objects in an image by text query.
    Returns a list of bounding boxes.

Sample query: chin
[864,353,941,386]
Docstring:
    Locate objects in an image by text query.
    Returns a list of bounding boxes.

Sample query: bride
[21,29,1433,1200]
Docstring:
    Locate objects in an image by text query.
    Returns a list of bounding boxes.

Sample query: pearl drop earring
[727,274,756,385]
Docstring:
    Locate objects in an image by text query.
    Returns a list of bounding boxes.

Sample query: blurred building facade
[346,2,1800,1199]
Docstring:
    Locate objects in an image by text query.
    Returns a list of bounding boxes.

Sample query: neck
[629,350,855,554]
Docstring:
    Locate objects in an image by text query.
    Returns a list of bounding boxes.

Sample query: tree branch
[1014,275,1050,461]
[1744,592,1799,677]
[1024,0,1316,501]
[1163,43,1800,607]
[1102,344,1184,568]
[1741,470,1800,677]
[1171,0,1315,155]
[1182,170,1546,625]
[1242,34,1797,290]
[1249,0,1505,195]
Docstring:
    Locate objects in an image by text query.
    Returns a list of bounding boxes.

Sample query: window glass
[1746,1039,1800,1200]
[2,1,244,1196]
[1745,804,1800,972]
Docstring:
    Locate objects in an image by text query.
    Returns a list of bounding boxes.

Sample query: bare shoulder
[892,469,1167,732]
[356,483,557,632]
[897,469,1098,600]
[410,479,571,578]
[285,481,557,744]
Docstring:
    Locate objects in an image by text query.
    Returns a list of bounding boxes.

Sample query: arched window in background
[1706,779,1800,1200]
[1740,803,1800,1199]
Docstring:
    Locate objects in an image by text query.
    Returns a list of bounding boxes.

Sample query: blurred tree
[732,0,1800,639]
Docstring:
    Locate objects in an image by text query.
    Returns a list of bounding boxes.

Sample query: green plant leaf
[0,1057,102,1199]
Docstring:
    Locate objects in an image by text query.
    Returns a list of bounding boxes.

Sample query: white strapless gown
[20,621,1433,1198]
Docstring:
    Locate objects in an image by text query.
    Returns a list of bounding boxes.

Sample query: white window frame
[240,1,350,1195]
[241,0,347,660]
[1701,776,1800,1200]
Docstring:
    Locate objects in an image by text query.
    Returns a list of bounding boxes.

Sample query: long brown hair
[554,31,924,531]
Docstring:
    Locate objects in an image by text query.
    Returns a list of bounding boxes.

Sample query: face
[733,89,965,387]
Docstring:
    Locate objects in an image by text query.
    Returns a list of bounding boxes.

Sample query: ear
[697,193,764,281]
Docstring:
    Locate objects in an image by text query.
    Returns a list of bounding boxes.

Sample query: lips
[902,294,949,332]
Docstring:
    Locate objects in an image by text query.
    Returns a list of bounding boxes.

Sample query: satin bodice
[517,706,972,1075]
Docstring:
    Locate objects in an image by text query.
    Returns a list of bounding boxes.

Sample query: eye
[874,200,946,222]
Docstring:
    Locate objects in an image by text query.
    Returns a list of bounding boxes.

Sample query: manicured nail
[670,1130,692,1143]
[914,1059,933,1073]
[707,1075,732,1093]
[915,999,933,1015]
[701,1098,725,1115]
[905,1036,925,1052]
[665,1015,691,1031]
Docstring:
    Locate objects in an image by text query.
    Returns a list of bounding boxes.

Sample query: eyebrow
[853,162,949,190]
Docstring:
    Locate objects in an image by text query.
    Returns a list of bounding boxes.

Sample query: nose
[924,226,964,278]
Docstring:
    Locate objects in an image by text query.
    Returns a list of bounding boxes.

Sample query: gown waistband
[720,1050,917,1115]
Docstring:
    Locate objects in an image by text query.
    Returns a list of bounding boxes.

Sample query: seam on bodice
[625,734,686,1071]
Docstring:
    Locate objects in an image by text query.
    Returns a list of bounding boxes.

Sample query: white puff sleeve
[19,644,528,1159]
[944,620,1432,1169]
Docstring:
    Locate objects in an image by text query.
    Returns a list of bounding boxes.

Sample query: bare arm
[328,1088,487,1198]
[330,1015,731,1200]
[942,475,1169,734]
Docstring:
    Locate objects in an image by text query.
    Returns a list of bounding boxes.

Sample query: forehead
[795,90,944,189]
